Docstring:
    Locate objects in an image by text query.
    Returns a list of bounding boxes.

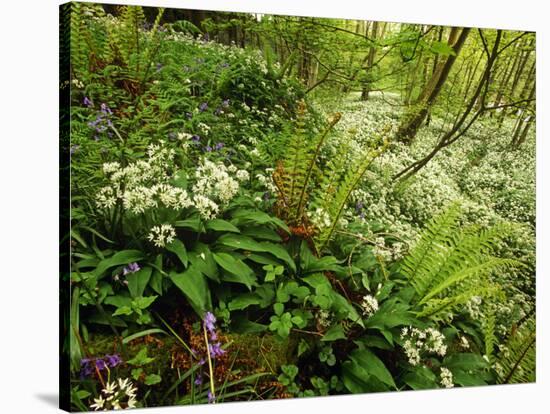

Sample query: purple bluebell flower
[95,359,107,371]
[207,391,216,404]
[105,354,122,368]
[83,96,93,108]
[221,99,230,107]
[198,358,206,366]
[205,146,212,152]
[356,201,363,211]
[194,376,203,386]
[191,135,201,142]
[100,103,112,115]
[214,142,224,151]
[214,107,223,116]
[204,312,216,333]
[80,359,94,377]
[203,33,210,42]
[123,262,140,275]
[199,102,208,112]
[209,343,225,359]
[156,63,163,72]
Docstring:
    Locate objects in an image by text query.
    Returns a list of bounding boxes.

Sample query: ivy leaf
[274,303,284,316]
[144,373,162,385]
[131,368,143,381]
[322,324,346,342]
[128,348,155,366]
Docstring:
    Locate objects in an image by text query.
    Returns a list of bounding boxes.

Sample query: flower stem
[203,324,216,403]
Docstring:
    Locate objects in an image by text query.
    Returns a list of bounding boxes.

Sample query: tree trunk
[361,21,379,100]
[395,27,471,144]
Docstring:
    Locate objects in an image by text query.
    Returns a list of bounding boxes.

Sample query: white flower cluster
[96,142,185,214]
[96,142,251,243]
[307,207,332,230]
[147,224,176,248]
[465,296,483,320]
[192,159,246,219]
[90,378,138,411]
[400,326,447,366]
[316,310,332,328]
[360,294,379,317]
[256,168,278,194]
[439,367,454,388]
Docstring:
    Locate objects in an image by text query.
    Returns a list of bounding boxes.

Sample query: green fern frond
[274,103,341,225]
[401,203,462,288]
[314,139,389,252]
[497,316,536,384]
[402,206,522,320]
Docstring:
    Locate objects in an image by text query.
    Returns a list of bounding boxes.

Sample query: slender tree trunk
[395,27,471,144]
[361,21,379,100]
[510,81,535,147]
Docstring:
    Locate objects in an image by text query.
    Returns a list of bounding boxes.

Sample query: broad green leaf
[169,265,211,315]
[241,226,282,241]
[166,239,188,268]
[453,369,488,386]
[349,348,396,389]
[213,252,257,290]
[127,267,152,298]
[174,217,202,232]
[94,250,145,279]
[403,366,438,390]
[188,243,219,281]
[206,219,240,233]
[228,293,261,311]
[230,209,290,232]
[443,353,489,371]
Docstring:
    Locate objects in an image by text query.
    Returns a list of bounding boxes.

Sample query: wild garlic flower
[439,367,454,388]
[193,195,219,221]
[308,207,332,230]
[400,326,447,366]
[235,169,250,182]
[89,378,138,411]
[316,310,332,328]
[147,224,176,248]
[191,159,241,218]
[360,295,379,317]
[459,335,470,350]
